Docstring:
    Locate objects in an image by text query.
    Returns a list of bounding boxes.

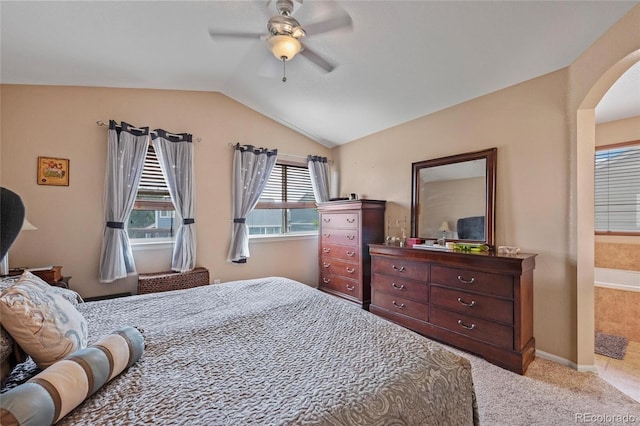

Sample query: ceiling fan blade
[208,29,266,40]
[299,44,335,73]
[303,9,352,36]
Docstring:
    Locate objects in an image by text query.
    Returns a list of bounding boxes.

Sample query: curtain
[99,121,149,283]
[152,130,196,272]
[227,144,278,263]
[307,155,330,203]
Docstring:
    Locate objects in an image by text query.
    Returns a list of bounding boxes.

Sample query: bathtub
[594,267,640,292]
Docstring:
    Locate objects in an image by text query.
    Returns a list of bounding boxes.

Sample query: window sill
[249,233,318,243]
[131,239,175,251]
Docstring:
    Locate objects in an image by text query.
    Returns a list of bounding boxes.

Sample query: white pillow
[0,273,88,369]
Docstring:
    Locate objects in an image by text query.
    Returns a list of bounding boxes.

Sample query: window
[128,144,175,240]
[595,141,640,234]
[247,161,318,235]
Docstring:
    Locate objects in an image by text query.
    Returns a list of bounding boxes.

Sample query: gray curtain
[307,155,330,203]
[99,121,149,283]
[227,144,278,263]
[152,130,196,273]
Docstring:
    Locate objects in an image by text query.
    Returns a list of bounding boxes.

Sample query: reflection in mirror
[411,148,496,247]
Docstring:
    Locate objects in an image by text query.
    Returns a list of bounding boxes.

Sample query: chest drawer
[321,244,358,260]
[320,274,360,297]
[320,213,359,229]
[321,258,360,278]
[372,273,428,303]
[321,229,359,247]
[372,291,429,322]
[372,256,428,282]
[430,306,513,350]
[431,266,513,298]
[431,286,513,324]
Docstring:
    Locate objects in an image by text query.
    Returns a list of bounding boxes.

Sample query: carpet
[595,331,629,360]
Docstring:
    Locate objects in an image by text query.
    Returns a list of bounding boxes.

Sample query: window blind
[595,144,640,233]
[138,145,169,195]
[258,164,316,207]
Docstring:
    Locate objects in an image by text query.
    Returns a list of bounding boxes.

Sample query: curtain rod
[227,142,332,163]
[96,121,201,143]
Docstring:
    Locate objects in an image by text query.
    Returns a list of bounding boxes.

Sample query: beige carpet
[444,346,640,425]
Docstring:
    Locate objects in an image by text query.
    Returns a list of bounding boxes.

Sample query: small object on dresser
[407,238,422,248]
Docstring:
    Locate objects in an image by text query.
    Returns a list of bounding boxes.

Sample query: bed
[3,276,478,425]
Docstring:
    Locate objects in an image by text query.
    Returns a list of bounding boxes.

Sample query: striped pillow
[0,326,144,426]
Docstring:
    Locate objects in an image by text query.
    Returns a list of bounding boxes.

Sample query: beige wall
[0,85,330,298]
[334,69,572,359]
[332,4,640,365]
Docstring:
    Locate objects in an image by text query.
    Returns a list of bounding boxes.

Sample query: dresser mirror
[411,148,496,247]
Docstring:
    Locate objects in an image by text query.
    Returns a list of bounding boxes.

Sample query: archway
[576,50,640,368]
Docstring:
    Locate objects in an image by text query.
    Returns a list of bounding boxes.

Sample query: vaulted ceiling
[1,1,638,147]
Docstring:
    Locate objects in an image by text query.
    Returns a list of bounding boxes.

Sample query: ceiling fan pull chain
[282,57,287,83]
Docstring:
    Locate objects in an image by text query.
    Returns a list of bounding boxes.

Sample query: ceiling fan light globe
[268,34,301,61]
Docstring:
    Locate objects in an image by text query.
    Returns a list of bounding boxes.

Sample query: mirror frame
[411,147,497,248]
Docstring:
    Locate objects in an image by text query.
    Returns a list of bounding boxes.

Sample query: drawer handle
[346,267,355,274]
[323,278,331,284]
[323,233,331,238]
[392,301,406,309]
[322,248,331,253]
[346,251,355,257]
[346,284,355,291]
[346,218,355,223]
[392,265,406,272]
[391,282,405,290]
[346,235,356,240]
[457,297,476,307]
[457,275,475,284]
[457,320,476,330]
[323,218,331,223]
[323,262,331,268]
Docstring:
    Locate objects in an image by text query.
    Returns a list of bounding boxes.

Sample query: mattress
[59,276,478,425]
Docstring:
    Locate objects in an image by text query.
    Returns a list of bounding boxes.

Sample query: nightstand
[8,266,70,288]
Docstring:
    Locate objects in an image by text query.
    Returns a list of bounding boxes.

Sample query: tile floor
[594,340,640,402]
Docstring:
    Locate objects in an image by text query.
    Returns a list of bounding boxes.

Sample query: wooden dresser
[369,244,536,374]
[317,200,386,308]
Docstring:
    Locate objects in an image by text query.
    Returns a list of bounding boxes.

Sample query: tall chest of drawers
[369,244,536,374]
[317,200,386,308]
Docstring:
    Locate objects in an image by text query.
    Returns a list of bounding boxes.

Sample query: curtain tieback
[233,218,246,224]
[106,221,125,229]
[183,218,195,225]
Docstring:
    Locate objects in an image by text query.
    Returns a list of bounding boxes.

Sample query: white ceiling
[1,1,638,147]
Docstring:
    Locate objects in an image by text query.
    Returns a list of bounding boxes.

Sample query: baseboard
[535,349,598,373]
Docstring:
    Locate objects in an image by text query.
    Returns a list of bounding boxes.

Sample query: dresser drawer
[321,229,359,247]
[431,286,513,324]
[372,256,428,282]
[372,291,429,322]
[430,306,513,349]
[431,266,513,298]
[320,274,361,297]
[321,257,360,279]
[320,213,359,229]
[321,244,358,260]
[372,273,428,303]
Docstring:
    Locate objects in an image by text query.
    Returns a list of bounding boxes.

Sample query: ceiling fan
[208,0,352,81]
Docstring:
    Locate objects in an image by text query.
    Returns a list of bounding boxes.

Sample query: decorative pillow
[0,326,144,426]
[3,272,84,306]
[0,275,87,369]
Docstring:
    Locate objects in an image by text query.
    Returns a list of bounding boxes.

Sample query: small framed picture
[37,156,69,186]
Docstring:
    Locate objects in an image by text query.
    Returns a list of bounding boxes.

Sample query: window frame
[594,139,640,236]
[249,159,318,238]
[128,143,176,244]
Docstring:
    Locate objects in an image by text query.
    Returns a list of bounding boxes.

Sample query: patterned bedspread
[63,277,478,425]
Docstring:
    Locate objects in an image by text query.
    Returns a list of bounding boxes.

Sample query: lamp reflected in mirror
[437,220,450,246]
